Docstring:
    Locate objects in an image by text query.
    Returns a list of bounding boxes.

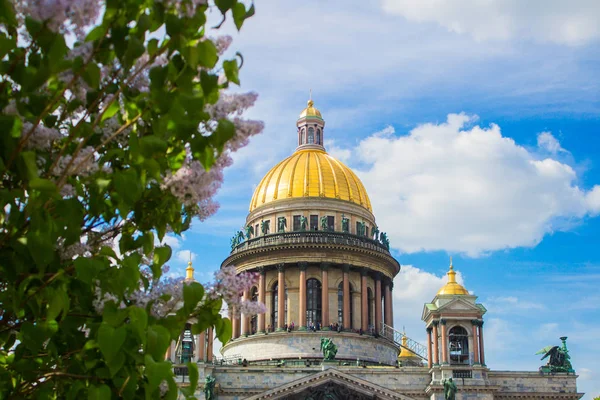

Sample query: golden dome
[398,334,419,359]
[249,148,372,212]
[437,259,469,295]
[299,100,322,119]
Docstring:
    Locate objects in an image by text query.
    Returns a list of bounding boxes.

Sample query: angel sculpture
[320,337,338,361]
[356,221,366,236]
[320,216,328,231]
[380,232,390,250]
[260,219,270,235]
[230,235,238,250]
[278,217,287,233]
[372,225,380,241]
[245,225,254,240]
[235,230,245,244]
[536,336,574,373]
[341,216,349,233]
[300,216,308,231]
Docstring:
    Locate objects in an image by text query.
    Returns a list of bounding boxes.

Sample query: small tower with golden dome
[296,95,325,150]
[422,258,487,376]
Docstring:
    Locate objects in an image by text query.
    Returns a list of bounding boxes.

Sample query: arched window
[271,282,287,329]
[306,278,322,326]
[337,282,354,328]
[250,286,258,334]
[367,288,374,330]
[449,326,469,365]
[308,127,314,144]
[300,128,305,145]
[316,129,321,144]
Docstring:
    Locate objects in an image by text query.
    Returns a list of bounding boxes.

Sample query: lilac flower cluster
[205,266,266,316]
[52,146,99,177]
[21,122,61,151]
[15,0,101,39]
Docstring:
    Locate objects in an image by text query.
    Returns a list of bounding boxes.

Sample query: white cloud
[175,250,197,264]
[157,234,183,251]
[381,0,600,46]
[486,296,545,314]
[353,113,599,256]
[325,139,352,163]
[537,132,566,154]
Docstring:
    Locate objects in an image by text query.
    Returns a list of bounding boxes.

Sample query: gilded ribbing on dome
[249,149,372,212]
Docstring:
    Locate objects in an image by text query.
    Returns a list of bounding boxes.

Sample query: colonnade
[425,319,485,368]
[165,327,214,364]
[231,263,395,339]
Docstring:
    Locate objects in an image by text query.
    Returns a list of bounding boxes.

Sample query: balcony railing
[230,231,390,255]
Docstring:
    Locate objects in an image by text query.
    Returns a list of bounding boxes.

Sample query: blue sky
[164,1,600,397]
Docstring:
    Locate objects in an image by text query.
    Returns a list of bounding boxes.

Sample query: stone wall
[221,331,399,365]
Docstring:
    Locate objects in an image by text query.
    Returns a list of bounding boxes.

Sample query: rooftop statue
[341,215,349,233]
[278,217,287,233]
[261,220,269,235]
[236,230,244,243]
[320,337,338,361]
[443,378,457,400]
[536,336,575,373]
[380,232,390,250]
[320,216,328,231]
[245,225,254,240]
[203,375,216,400]
[372,226,380,241]
[300,216,308,231]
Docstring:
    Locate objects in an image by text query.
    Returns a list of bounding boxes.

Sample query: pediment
[245,368,416,400]
[437,297,481,313]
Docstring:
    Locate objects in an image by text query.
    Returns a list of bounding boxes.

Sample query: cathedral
[170,100,583,400]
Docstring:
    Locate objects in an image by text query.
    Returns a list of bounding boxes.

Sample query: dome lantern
[297,94,325,150]
[437,257,469,296]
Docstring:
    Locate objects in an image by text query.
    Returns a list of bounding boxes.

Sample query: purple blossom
[22,122,61,151]
[205,266,264,317]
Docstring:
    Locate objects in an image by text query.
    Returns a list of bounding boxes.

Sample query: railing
[380,323,428,360]
[230,231,390,255]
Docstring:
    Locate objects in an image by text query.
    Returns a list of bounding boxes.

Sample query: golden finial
[449,256,453,270]
[185,252,194,281]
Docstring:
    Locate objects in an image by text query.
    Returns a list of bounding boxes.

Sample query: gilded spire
[185,253,194,281]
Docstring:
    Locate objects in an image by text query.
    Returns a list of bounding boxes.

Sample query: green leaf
[215,317,232,345]
[183,282,204,313]
[231,2,246,30]
[148,38,159,56]
[113,169,142,207]
[18,151,38,181]
[212,118,236,152]
[223,59,240,85]
[85,25,106,42]
[0,34,16,60]
[88,384,111,400]
[98,323,127,364]
[146,325,171,361]
[29,178,58,194]
[214,0,236,13]
[82,62,101,88]
[165,14,183,37]
[129,306,148,343]
[152,245,172,273]
[74,257,104,285]
[139,135,167,158]
[196,40,218,69]
[100,101,119,122]
[47,286,70,321]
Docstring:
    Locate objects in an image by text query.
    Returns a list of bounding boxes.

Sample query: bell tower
[296,97,325,150]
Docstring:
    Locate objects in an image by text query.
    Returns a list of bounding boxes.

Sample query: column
[235,310,241,338]
[375,273,382,333]
[384,280,393,327]
[258,268,266,333]
[361,270,368,332]
[426,327,433,368]
[478,321,486,366]
[321,263,329,328]
[206,327,214,363]
[242,290,251,335]
[432,321,440,365]
[197,331,206,362]
[440,319,448,364]
[342,264,350,330]
[231,306,238,339]
[299,262,307,329]
[389,282,394,329]
[277,264,285,330]
[471,320,480,365]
